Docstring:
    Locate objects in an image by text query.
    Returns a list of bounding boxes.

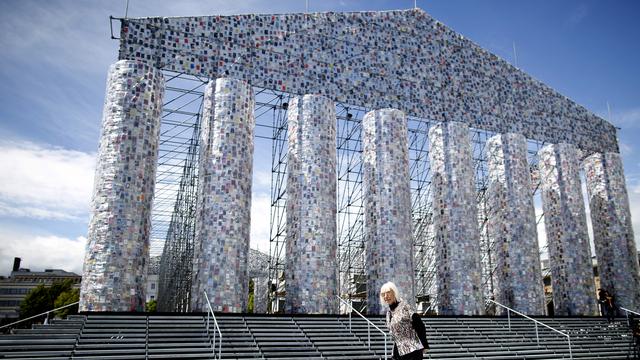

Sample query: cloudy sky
[0,0,638,276]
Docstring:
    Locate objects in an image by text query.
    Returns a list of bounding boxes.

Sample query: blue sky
[0,0,638,276]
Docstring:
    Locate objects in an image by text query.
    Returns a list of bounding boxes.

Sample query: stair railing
[0,301,79,332]
[620,307,640,327]
[336,296,388,360]
[487,299,572,360]
[203,292,222,359]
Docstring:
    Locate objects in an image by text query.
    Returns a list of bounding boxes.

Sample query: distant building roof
[7,268,81,282]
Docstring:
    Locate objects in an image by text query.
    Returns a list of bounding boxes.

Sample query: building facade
[0,258,81,321]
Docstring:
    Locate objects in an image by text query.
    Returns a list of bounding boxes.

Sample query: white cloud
[606,107,640,129]
[619,141,633,156]
[564,4,589,28]
[0,2,118,146]
[628,182,640,249]
[0,203,83,222]
[0,229,86,276]
[618,108,640,128]
[252,170,272,190]
[250,191,272,254]
[0,141,95,221]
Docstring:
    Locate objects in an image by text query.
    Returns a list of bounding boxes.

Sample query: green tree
[54,288,79,318]
[247,279,254,313]
[19,284,50,320]
[146,299,157,312]
[20,279,76,321]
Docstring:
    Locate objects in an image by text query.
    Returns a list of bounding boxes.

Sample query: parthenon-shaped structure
[80,9,639,316]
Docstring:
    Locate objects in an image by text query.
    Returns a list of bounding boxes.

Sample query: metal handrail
[0,301,80,331]
[337,296,388,360]
[203,292,222,359]
[487,299,572,359]
[620,307,640,327]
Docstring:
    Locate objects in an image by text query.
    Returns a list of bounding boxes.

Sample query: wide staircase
[0,313,634,359]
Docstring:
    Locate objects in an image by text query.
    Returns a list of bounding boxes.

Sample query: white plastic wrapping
[486,133,545,315]
[539,143,597,315]
[285,94,338,314]
[190,78,255,313]
[429,121,484,315]
[584,152,640,311]
[363,109,414,315]
[80,60,164,312]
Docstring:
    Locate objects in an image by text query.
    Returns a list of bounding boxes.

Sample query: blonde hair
[379,281,401,305]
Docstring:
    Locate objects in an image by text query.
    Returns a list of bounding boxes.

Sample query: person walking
[380,282,429,360]
[605,291,616,323]
[598,288,608,317]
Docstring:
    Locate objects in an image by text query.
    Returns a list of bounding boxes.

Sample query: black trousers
[394,349,423,360]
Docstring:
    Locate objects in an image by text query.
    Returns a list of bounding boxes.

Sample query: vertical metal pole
[626,310,630,327]
[568,337,573,360]
[349,311,352,332]
[508,310,511,331]
[384,335,388,360]
[535,323,539,345]
[368,324,371,349]
[124,0,130,18]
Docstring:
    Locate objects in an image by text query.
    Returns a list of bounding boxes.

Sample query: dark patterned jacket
[385,300,425,357]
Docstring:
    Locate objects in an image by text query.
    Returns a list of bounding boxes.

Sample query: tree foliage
[20,279,79,321]
[146,299,157,312]
[248,279,254,313]
[54,288,79,318]
[19,285,50,320]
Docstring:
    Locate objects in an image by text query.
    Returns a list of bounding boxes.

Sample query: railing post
[384,334,388,360]
[507,309,511,331]
[367,324,371,349]
[626,309,630,327]
[203,291,222,359]
[535,323,539,345]
[568,336,572,360]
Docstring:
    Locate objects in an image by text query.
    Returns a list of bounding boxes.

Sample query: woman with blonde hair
[380,282,429,360]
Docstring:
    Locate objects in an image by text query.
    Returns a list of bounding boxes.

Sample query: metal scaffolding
[148,74,552,314]
[155,71,206,312]
[335,105,366,311]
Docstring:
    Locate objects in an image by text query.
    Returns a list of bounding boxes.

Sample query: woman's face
[381,289,396,304]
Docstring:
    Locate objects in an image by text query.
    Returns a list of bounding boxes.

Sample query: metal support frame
[156,71,206,312]
[148,73,553,315]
